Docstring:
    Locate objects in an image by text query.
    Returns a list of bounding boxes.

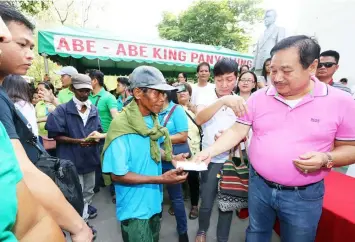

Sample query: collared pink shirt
[237,77,355,186]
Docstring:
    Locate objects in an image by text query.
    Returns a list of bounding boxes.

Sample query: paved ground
[86,186,281,242]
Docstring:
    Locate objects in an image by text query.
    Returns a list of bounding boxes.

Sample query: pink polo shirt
[237,77,355,186]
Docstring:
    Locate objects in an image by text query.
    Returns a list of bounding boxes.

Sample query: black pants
[187,171,200,206]
[94,141,105,191]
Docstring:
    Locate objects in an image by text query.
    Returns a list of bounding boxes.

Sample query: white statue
[253,10,286,75]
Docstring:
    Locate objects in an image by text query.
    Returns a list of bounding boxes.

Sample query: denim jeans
[246,166,324,242]
[198,163,233,242]
[163,168,188,235]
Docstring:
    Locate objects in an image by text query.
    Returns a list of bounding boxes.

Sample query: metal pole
[42,53,49,74]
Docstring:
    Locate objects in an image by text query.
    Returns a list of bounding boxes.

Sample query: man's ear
[132,88,142,100]
[309,59,319,76]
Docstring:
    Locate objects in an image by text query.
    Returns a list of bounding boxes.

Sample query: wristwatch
[323,152,334,169]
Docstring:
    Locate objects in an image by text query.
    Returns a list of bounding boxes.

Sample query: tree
[158,0,263,52]
[3,0,50,16]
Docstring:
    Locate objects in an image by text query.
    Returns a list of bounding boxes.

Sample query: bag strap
[185,110,203,138]
[229,138,248,164]
[163,105,178,127]
[13,107,45,155]
[94,96,101,107]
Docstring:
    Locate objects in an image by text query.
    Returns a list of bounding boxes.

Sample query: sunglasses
[317,62,337,68]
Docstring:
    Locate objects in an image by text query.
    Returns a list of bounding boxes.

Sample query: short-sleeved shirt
[183,107,201,157]
[0,121,23,242]
[117,95,133,112]
[236,77,355,186]
[190,83,215,106]
[58,88,74,104]
[0,88,42,163]
[35,101,56,137]
[196,90,237,163]
[158,101,188,136]
[89,88,117,132]
[102,115,163,221]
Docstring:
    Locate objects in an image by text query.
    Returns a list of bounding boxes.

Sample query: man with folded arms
[195,36,355,242]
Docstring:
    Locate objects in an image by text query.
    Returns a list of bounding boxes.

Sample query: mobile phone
[176,85,186,93]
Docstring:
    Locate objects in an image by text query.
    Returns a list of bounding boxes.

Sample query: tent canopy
[38,26,253,76]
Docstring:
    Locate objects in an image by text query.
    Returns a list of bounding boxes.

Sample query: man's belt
[255,171,320,191]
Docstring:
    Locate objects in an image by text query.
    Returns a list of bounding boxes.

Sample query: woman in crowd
[234,70,257,219]
[35,81,56,155]
[235,71,258,100]
[159,90,189,242]
[2,75,38,137]
[176,83,202,220]
[239,65,250,74]
[177,72,188,84]
[257,57,272,88]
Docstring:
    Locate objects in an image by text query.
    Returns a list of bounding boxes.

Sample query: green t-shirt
[89,88,117,132]
[35,101,56,137]
[0,122,23,241]
[58,88,73,104]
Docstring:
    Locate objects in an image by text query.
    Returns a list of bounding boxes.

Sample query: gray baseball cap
[55,66,78,76]
[129,66,176,91]
[71,74,93,90]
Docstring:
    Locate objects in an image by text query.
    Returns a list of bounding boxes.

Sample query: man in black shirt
[0,3,93,241]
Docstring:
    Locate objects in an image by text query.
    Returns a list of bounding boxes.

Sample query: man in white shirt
[194,58,246,242]
[190,62,215,112]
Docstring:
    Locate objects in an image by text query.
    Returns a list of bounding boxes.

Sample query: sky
[84,0,301,53]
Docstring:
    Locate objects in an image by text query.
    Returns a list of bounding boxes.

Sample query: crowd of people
[0,2,354,242]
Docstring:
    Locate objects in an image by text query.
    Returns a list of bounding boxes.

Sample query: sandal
[112,195,116,204]
[195,231,206,242]
[168,206,175,216]
[189,206,199,220]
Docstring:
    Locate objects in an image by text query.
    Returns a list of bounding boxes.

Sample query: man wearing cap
[89,66,188,242]
[46,73,102,221]
[56,66,79,104]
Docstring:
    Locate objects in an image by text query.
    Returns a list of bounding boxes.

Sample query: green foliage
[26,34,61,87]
[3,0,50,16]
[158,0,263,52]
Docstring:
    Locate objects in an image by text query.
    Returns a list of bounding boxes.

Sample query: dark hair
[197,62,211,73]
[320,50,340,64]
[240,65,250,72]
[117,76,129,86]
[270,35,321,69]
[0,3,35,30]
[234,71,258,94]
[261,57,272,81]
[179,82,192,96]
[38,81,55,94]
[213,58,239,77]
[339,78,348,83]
[166,90,178,104]
[178,72,187,82]
[2,75,32,103]
[88,69,106,89]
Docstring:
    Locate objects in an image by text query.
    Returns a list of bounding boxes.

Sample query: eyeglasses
[239,79,255,83]
[317,62,337,68]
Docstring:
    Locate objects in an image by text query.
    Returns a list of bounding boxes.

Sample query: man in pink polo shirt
[194,35,355,242]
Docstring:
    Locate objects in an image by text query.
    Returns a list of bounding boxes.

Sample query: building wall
[294,0,355,85]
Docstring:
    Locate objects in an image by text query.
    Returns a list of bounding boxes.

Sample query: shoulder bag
[217,138,249,212]
[13,108,84,216]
